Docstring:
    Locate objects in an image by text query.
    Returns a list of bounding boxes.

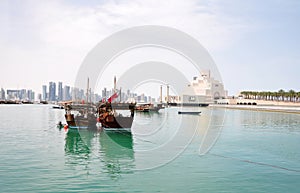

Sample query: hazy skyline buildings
[0,88,5,100]
[1,81,100,103]
[58,82,63,101]
[2,80,162,103]
[63,85,71,101]
[4,89,35,101]
[42,85,47,101]
[49,82,56,101]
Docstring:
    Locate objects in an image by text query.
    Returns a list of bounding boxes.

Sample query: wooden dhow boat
[97,102,135,132]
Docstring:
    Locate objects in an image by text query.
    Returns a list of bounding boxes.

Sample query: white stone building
[181,70,227,104]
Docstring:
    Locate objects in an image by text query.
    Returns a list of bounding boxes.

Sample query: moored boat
[178,111,201,115]
[64,103,98,130]
[135,103,164,112]
[135,104,150,112]
[53,105,64,109]
[97,102,135,132]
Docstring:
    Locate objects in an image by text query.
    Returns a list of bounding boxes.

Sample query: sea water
[0,104,299,192]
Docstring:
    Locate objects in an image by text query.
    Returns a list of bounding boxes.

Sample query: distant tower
[58,82,63,101]
[86,78,89,103]
[102,87,107,99]
[167,85,170,103]
[63,85,70,101]
[42,85,47,101]
[37,94,42,101]
[49,82,56,101]
[0,88,5,100]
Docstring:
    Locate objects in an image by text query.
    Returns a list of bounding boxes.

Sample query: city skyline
[0,81,160,103]
[1,1,300,95]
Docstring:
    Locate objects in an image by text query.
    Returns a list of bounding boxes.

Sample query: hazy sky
[1,0,299,96]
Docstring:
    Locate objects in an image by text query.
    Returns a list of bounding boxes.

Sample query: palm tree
[288,89,296,102]
[241,91,249,99]
[297,92,300,102]
[240,89,300,103]
[274,92,279,101]
[253,91,258,99]
[278,89,285,101]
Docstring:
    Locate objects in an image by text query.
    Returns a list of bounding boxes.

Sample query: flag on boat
[107,92,118,103]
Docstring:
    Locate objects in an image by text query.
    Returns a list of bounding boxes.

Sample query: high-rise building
[6,90,20,100]
[27,90,35,101]
[102,87,107,99]
[63,85,70,101]
[49,82,56,101]
[37,94,42,101]
[94,94,101,103]
[0,88,5,100]
[20,89,27,100]
[58,82,63,101]
[42,85,47,101]
[71,87,79,101]
[79,89,84,101]
[148,96,152,103]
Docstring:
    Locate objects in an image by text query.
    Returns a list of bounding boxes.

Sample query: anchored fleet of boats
[59,77,205,133]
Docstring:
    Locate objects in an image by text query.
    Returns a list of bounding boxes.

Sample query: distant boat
[135,104,150,112]
[178,111,201,115]
[169,103,209,107]
[135,103,164,112]
[52,105,64,109]
[40,100,48,104]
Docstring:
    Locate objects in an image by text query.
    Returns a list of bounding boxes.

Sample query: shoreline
[210,104,300,114]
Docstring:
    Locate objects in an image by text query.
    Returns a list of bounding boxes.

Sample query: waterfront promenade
[213,99,300,114]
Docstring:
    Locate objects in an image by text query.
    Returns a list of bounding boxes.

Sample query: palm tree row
[240,89,300,102]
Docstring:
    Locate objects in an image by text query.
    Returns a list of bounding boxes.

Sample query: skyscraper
[63,85,70,101]
[71,87,79,101]
[20,89,26,100]
[27,90,35,101]
[42,85,47,101]
[0,88,5,100]
[49,82,56,101]
[58,82,63,101]
[37,94,42,101]
[102,87,107,99]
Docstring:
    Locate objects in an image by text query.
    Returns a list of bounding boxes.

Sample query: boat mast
[86,77,89,104]
[119,87,122,102]
[167,84,169,104]
[160,85,162,103]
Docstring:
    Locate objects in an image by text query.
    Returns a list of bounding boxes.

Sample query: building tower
[42,85,47,101]
[58,82,63,101]
[49,82,56,101]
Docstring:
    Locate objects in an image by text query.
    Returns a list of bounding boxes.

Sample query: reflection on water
[133,111,167,136]
[65,130,91,155]
[63,107,228,171]
[198,107,227,155]
[1,105,300,192]
[99,132,134,178]
[239,110,300,133]
[64,130,134,178]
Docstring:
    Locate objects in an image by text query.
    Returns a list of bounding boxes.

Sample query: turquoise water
[0,105,299,192]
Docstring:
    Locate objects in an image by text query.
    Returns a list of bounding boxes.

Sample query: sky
[0,0,300,96]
